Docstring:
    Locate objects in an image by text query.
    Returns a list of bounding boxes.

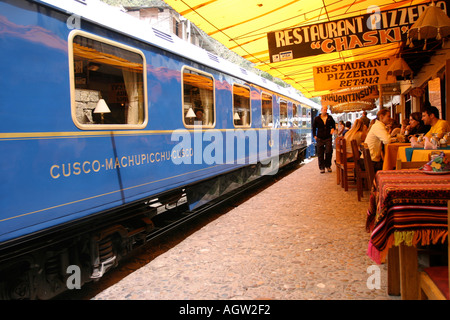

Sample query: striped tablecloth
[366,170,450,264]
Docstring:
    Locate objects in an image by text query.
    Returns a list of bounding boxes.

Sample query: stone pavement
[92,157,399,300]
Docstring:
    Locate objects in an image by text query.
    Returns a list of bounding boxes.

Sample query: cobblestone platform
[92,158,398,300]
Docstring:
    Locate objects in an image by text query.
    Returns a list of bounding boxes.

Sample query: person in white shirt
[364,108,391,172]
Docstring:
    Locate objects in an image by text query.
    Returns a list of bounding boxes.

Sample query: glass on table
[431,133,440,148]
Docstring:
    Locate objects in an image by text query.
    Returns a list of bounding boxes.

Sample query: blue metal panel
[0,0,318,244]
[0,2,73,133]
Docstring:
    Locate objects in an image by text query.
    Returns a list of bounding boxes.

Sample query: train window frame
[292,102,300,127]
[279,99,288,127]
[182,66,216,129]
[301,105,308,127]
[261,92,273,128]
[232,83,251,128]
[68,30,148,130]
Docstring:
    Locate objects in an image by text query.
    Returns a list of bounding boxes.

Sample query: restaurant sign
[267,1,449,62]
[313,57,396,91]
[330,102,375,113]
[321,85,379,107]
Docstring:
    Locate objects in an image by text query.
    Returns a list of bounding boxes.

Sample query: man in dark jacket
[313,106,336,173]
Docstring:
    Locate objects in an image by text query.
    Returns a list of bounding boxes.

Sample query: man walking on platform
[313,106,335,173]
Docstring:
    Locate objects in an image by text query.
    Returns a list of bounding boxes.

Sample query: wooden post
[446,59,450,120]
[387,246,400,296]
[399,243,419,300]
[378,84,383,110]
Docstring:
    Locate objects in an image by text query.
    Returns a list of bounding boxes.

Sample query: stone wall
[75,89,100,124]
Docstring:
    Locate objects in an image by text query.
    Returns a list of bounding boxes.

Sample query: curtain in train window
[292,103,299,127]
[280,100,288,127]
[71,34,145,127]
[182,67,215,127]
[261,93,273,128]
[233,84,251,127]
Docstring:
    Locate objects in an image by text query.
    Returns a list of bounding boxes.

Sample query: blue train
[0,0,319,299]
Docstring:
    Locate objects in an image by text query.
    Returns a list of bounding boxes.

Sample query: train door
[260,92,278,175]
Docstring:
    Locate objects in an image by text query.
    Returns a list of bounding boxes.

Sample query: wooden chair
[396,159,428,170]
[339,138,356,191]
[419,201,449,300]
[361,143,375,189]
[334,137,343,186]
[351,139,365,201]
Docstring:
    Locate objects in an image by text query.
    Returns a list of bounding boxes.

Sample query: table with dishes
[396,145,450,163]
[383,133,450,170]
[366,169,450,299]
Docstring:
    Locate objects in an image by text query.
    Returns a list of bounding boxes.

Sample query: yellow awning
[164,0,434,98]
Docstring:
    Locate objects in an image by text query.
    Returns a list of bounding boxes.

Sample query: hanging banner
[313,57,396,91]
[321,86,379,107]
[321,85,379,107]
[267,1,449,62]
[330,102,376,113]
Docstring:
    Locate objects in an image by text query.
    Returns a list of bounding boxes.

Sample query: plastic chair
[419,201,449,300]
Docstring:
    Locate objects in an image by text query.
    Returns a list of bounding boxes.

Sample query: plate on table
[421,170,450,175]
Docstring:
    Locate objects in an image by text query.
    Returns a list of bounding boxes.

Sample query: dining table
[366,170,450,299]
[382,142,411,170]
[396,145,450,163]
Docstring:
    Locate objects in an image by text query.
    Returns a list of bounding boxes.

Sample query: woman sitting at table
[400,118,409,135]
[387,119,401,137]
[337,120,345,137]
[405,112,430,139]
[344,119,367,162]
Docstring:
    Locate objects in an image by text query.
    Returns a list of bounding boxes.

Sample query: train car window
[302,105,307,127]
[292,103,299,127]
[280,100,288,127]
[69,31,147,129]
[261,92,273,128]
[233,84,251,127]
[182,67,215,128]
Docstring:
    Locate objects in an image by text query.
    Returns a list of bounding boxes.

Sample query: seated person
[364,108,391,172]
[344,119,366,162]
[400,118,409,135]
[386,118,401,137]
[422,105,450,139]
[342,121,351,136]
[195,110,204,123]
[411,106,450,147]
[406,111,430,138]
[337,120,345,137]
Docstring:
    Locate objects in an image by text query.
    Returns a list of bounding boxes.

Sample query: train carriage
[0,0,319,299]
